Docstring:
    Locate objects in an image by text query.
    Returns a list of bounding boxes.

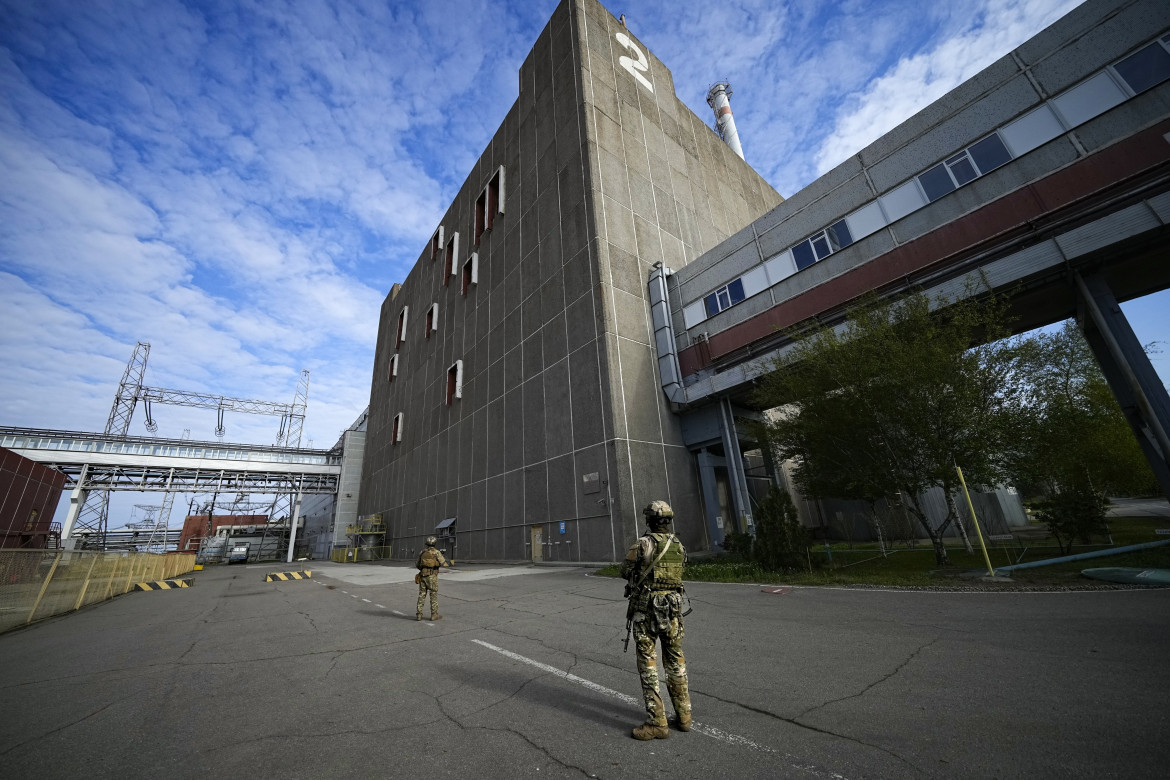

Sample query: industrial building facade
[359,0,781,562]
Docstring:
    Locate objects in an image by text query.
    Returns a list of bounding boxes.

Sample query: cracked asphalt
[1,561,1167,779]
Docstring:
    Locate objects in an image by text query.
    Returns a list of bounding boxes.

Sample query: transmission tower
[275,369,310,447]
[269,370,310,561]
[72,342,150,547]
[70,342,310,550]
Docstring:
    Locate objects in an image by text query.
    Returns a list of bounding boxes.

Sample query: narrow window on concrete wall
[918,162,957,202]
[392,412,404,444]
[474,167,505,246]
[967,133,1012,175]
[944,150,979,187]
[791,240,816,270]
[396,306,409,348]
[443,232,460,284]
[431,226,444,260]
[474,191,486,245]
[462,253,478,295]
[703,278,746,318]
[791,220,854,272]
[388,353,398,381]
[446,360,463,405]
[425,303,439,338]
[1113,40,1170,94]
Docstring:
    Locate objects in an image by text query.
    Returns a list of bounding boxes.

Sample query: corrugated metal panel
[1054,203,1159,258]
[1147,191,1170,224]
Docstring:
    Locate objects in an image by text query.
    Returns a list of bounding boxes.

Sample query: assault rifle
[622,545,644,653]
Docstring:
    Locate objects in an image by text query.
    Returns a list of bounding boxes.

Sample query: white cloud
[813,0,1085,177]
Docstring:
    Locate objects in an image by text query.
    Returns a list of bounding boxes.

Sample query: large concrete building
[360,0,1170,562]
[359,0,781,562]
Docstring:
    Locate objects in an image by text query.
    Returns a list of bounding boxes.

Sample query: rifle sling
[632,535,675,592]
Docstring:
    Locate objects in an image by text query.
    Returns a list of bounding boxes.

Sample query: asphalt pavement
[1,560,1167,779]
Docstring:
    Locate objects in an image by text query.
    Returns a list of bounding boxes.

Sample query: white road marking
[391,610,405,616]
[470,637,848,772]
[376,604,387,609]
[361,598,371,603]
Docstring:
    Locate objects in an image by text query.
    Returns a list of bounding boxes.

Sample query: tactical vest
[419,548,442,569]
[647,533,685,590]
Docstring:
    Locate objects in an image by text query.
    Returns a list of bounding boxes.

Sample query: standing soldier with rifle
[415,536,450,620]
[620,500,692,740]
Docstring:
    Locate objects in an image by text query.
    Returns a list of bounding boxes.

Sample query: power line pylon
[268,369,310,561]
[276,369,309,448]
[72,341,151,548]
[67,343,310,550]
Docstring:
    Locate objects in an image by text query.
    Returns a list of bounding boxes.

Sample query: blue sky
[2,0,1166,459]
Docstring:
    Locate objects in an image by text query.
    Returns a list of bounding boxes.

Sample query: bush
[1031,479,1109,555]
[752,488,810,572]
[720,531,754,557]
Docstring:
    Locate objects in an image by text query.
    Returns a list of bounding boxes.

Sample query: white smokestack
[706,81,744,160]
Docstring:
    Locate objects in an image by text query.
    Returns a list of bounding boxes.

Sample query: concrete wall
[359,0,781,562]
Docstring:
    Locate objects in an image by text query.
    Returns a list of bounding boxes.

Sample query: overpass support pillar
[696,448,725,550]
[61,464,88,542]
[719,397,754,535]
[286,490,304,564]
[1075,272,1170,500]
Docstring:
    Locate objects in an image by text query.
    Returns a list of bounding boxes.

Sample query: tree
[1005,321,1157,499]
[751,487,809,572]
[1003,321,1157,548]
[753,289,1022,566]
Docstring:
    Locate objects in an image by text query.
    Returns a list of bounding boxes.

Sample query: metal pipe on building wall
[706,82,744,160]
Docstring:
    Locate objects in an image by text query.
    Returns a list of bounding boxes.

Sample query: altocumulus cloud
[0,0,559,445]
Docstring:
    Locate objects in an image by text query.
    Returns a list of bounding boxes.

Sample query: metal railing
[331,545,392,563]
[0,549,197,634]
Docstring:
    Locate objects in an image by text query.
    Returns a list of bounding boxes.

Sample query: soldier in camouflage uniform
[620,500,692,740]
[416,536,450,620]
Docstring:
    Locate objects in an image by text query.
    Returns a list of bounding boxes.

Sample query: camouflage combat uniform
[416,544,448,619]
[621,530,691,733]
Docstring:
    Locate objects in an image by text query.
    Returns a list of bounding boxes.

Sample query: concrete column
[719,397,754,533]
[695,448,725,550]
[61,464,88,541]
[1075,271,1170,499]
[285,490,304,563]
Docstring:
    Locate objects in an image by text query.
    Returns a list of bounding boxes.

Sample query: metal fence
[0,549,196,634]
[330,545,392,563]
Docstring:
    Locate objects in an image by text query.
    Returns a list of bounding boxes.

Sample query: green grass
[596,516,1170,588]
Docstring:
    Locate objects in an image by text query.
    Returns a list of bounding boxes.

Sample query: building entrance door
[531,526,543,562]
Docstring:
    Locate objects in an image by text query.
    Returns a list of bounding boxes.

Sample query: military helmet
[425,536,438,546]
[643,500,674,520]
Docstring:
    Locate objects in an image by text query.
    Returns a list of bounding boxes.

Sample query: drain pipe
[995,539,1170,575]
[648,263,686,404]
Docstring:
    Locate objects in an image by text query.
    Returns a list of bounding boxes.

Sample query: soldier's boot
[632,722,670,741]
[672,713,692,732]
[431,613,442,620]
[416,612,422,621]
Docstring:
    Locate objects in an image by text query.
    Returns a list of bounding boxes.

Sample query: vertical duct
[706,81,744,160]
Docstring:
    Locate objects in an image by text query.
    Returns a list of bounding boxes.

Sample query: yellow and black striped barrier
[132,578,193,591]
[265,571,312,582]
